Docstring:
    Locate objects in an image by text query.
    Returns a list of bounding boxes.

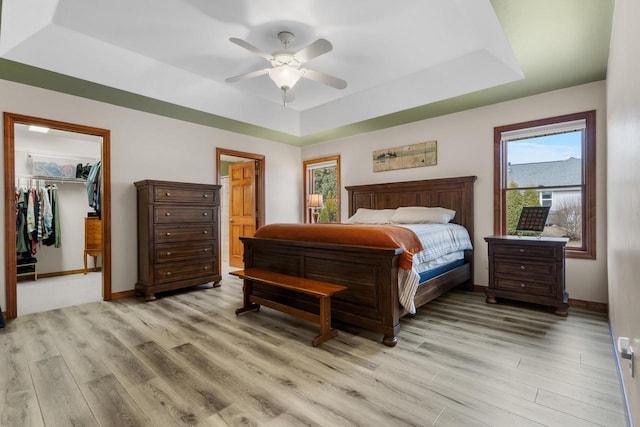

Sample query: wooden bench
[230,268,348,346]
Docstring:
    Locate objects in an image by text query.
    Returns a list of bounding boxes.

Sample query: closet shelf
[16,174,87,184]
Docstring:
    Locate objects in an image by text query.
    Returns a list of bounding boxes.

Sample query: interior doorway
[216,148,264,270]
[3,113,112,319]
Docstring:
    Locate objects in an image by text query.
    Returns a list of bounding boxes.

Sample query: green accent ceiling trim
[0,0,613,147]
[0,54,605,148]
[0,58,300,145]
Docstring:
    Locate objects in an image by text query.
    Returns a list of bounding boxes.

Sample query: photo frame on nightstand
[516,206,550,233]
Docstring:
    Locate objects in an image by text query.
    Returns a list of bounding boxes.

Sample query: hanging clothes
[86,161,101,217]
[42,185,61,248]
[15,190,28,253]
[41,186,53,239]
[16,182,62,254]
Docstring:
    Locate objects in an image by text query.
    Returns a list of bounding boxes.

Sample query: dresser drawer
[494,259,555,280]
[492,244,558,259]
[154,206,216,224]
[155,242,215,263]
[153,186,218,205]
[494,277,555,296]
[154,225,215,243]
[154,260,217,285]
[85,218,102,247]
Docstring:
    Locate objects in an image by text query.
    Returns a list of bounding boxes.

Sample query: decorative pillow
[390,206,456,224]
[346,208,396,224]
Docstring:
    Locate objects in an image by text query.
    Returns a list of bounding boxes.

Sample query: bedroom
[0,0,638,425]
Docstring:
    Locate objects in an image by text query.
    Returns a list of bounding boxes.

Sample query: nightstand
[485,235,569,316]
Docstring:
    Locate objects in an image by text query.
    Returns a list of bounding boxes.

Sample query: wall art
[373,140,437,172]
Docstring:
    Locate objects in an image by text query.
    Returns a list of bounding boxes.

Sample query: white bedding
[396,223,473,313]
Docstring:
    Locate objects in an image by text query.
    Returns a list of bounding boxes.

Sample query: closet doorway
[3,113,112,319]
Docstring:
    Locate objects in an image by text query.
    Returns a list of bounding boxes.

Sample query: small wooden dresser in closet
[135,180,221,301]
[84,216,102,274]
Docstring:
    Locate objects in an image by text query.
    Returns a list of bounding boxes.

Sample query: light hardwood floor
[0,274,627,427]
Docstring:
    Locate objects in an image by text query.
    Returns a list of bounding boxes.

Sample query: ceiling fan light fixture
[268,65,302,91]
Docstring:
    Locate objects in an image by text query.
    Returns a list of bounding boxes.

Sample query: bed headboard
[345,175,476,241]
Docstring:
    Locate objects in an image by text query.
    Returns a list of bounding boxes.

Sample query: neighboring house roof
[507,157,581,187]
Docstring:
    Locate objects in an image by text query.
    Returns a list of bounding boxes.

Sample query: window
[303,155,340,223]
[494,111,596,259]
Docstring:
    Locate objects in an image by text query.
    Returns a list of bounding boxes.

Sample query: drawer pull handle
[166,232,171,236]
[203,194,208,198]
[203,248,208,252]
[520,265,525,270]
[166,272,172,276]
[165,192,171,196]
[202,212,208,216]
[165,212,171,216]
[204,266,209,270]
[519,248,525,253]
[166,252,171,256]
[203,230,208,234]
[520,283,525,287]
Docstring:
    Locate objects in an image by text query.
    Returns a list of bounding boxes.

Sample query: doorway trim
[215,148,265,252]
[3,112,112,319]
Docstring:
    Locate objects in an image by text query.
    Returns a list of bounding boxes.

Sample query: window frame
[493,110,596,259]
[303,155,341,224]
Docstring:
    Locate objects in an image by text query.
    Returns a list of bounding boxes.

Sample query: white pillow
[390,206,456,224]
[346,208,396,224]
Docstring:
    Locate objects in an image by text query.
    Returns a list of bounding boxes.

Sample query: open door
[229,161,257,268]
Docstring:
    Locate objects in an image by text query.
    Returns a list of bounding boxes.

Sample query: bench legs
[312,296,338,347]
[235,279,339,346]
[235,279,260,315]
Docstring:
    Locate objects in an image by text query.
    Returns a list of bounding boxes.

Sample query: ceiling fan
[225,31,347,105]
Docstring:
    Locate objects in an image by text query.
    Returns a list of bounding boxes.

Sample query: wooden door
[229,161,257,268]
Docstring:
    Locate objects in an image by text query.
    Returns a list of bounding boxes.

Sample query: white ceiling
[0,0,523,137]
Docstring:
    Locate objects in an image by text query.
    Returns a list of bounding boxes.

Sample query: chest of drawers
[485,235,569,316]
[135,180,221,301]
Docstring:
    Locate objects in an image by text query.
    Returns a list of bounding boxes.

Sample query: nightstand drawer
[494,277,554,296]
[494,260,555,279]
[492,244,558,259]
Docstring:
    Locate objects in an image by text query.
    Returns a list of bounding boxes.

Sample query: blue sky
[508,131,582,165]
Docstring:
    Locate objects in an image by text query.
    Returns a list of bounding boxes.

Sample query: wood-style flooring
[0,274,627,426]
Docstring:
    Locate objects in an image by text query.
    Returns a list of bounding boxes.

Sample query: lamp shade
[268,65,302,90]
[308,193,324,208]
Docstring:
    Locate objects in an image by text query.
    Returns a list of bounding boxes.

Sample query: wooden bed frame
[239,175,476,346]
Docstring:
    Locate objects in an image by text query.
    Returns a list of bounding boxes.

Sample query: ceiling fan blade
[225,68,269,83]
[300,68,347,89]
[294,39,332,63]
[229,38,272,60]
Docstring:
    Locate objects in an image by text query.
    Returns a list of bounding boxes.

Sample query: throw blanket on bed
[400,223,473,267]
[253,223,423,270]
[398,223,473,313]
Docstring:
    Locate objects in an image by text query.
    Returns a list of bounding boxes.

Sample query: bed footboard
[239,237,473,346]
[240,237,404,345]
